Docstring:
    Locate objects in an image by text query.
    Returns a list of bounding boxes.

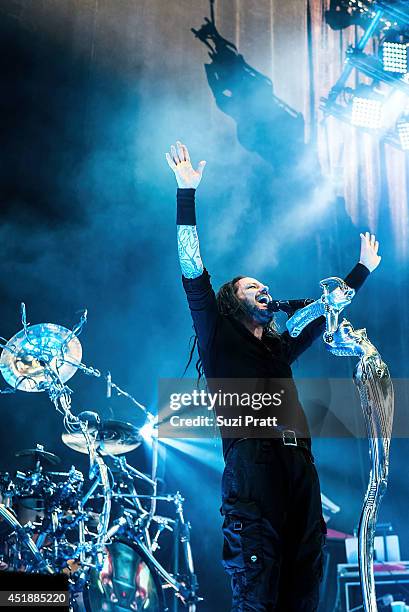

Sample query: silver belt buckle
[283,430,297,446]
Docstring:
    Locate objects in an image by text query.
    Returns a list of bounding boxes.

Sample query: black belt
[226,431,313,459]
[281,429,310,450]
[260,430,314,460]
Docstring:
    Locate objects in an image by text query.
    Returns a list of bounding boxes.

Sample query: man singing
[166,141,381,611]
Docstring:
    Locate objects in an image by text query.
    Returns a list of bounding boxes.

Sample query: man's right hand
[166,141,206,189]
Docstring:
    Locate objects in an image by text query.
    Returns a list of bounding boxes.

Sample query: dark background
[0,1,408,610]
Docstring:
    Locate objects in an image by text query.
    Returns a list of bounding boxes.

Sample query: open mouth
[256,293,272,305]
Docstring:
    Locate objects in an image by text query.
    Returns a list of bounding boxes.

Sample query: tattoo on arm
[177,225,204,279]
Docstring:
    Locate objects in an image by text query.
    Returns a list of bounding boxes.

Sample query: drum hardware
[94,507,200,609]
[0,305,83,393]
[0,306,117,584]
[150,516,175,553]
[110,454,156,486]
[15,444,61,467]
[62,420,142,456]
[0,305,201,610]
[0,504,54,574]
[0,472,14,505]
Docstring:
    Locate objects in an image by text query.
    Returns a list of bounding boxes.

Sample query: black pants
[221,439,327,612]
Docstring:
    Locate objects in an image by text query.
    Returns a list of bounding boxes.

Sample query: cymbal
[0,323,82,392]
[62,420,142,456]
[15,446,61,466]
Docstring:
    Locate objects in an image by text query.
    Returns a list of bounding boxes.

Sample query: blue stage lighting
[140,419,157,443]
[382,41,409,74]
[397,118,409,149]
[351,95,383,128]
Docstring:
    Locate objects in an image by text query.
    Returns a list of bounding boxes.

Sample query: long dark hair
[184,275,279,379]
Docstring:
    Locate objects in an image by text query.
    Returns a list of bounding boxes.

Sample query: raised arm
[166,141,206,279]
[166,142,219,354]
[283,232,381,363]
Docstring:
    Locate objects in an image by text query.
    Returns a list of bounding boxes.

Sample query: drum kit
[0,305,201,611]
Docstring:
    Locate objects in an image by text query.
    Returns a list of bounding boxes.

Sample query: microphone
[268,298,315,315]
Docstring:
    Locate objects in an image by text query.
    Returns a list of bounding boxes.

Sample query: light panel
[397,119,409,150]
[382,41,409,74]
[351,96,383,128]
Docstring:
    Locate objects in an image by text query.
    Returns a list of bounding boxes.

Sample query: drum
[85,539,165,612]
[14,496,45,526]
[0,504,50,572]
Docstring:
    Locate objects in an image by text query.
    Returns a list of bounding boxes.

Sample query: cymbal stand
[64,357,160,526]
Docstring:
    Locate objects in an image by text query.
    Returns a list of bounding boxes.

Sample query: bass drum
[85,539,165,612]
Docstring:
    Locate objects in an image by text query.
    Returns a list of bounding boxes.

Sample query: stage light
[351,95,383,128]
[139,417,157,443]
[322,0,409,147]
[397,118,409,149]
[381,41,409,74]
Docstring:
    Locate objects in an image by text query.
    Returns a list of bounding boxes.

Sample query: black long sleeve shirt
[178,189,370,457]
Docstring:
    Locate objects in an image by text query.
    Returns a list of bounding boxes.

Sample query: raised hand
[166,141,206,189]
[359,232,381,273]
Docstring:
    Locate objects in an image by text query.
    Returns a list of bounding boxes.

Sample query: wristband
[177,188,196,225]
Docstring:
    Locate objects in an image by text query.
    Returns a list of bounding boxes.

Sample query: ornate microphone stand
[287,279,394,612]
